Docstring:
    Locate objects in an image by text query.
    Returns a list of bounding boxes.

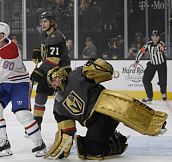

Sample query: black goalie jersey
[53,67,105,126]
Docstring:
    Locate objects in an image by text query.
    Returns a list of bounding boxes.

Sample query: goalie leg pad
[93,89,168,136]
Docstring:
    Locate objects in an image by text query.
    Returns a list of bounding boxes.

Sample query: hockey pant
[143,61,167,98]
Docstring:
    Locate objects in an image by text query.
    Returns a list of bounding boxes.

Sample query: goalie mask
[47,66,71,92]
[0,22,10,42]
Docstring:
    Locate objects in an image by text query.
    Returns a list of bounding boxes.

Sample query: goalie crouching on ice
[44,58,168,160]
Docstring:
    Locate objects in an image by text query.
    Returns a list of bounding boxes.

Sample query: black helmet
[41,11,56,21]
[152,30,160,36]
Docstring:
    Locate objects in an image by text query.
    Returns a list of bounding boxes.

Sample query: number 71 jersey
[0,39,30,83]
[40,29,70,69]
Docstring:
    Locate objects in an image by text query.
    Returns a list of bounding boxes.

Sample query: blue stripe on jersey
[28,128,39,136]
[9,76,29,81]
[0,125,6,128]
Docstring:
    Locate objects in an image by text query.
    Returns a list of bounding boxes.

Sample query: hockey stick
[30,59,39,97]
[53,136,72,160]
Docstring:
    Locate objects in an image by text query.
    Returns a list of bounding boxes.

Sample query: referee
[134,30,167,103]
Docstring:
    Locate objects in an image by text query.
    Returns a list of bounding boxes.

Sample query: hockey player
[134,30,167,103]
[30,11,70,130]
[0,22,46,157]
[44,58,168,160]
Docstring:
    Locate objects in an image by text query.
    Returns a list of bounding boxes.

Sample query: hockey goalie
[44,58,168,160]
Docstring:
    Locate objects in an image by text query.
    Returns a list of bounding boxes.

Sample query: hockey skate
[32,139,46,157]
[161,93,167,101]
[0,139,13,157]
[142,98,152,104]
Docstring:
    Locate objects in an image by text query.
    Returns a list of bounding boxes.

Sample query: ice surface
[1,99,172,162]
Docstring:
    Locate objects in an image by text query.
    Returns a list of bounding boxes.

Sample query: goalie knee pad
[75,135,105,160]
[109,131,127,145]
[104,143,128,157]
[15,110,42,142]
[104,131,128,156]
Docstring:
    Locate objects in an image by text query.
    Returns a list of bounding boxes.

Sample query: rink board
[24,60,172,100]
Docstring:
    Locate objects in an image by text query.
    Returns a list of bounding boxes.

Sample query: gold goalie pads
[82,58,113,84]
[93,89,168,136]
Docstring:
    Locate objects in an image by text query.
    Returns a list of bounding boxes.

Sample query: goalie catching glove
[30,68,44,85]
[82,58,114,84]
[32,48,42,64]
[44,120,76,159]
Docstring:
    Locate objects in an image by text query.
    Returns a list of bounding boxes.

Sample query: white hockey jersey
[0,39,30,83]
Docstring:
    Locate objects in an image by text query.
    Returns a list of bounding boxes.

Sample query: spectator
[79,0,91,15]
[107,38,118,59]
[66,39,74,59]
[62,0,74,31]
[66,0,74,15]
[82,37,97,59]
[49,0,67,30]
[116,35,124,59]
[11,36,22,54]
[50,0,66,16]
[128,44,138,59]
[79,0,94,31]
[128,32,144,59]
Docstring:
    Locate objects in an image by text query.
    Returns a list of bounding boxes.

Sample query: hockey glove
[32,48,41,64]
[30,68,45,84]
[44,120,76,159]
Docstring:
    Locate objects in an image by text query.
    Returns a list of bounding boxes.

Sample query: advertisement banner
[24,60,172,99]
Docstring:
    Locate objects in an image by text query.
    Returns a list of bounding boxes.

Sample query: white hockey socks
[0,104,12,157]
[0,104,7,140]
[15,110,46,157]
[15,110,42,143]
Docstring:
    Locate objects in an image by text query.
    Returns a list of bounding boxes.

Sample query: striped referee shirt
[135,40,166,65]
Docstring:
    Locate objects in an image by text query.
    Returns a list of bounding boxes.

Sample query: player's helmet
[41,11,56,22]
[47,66,71,92]
[0,22,10,41]
[152,30,160,36]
